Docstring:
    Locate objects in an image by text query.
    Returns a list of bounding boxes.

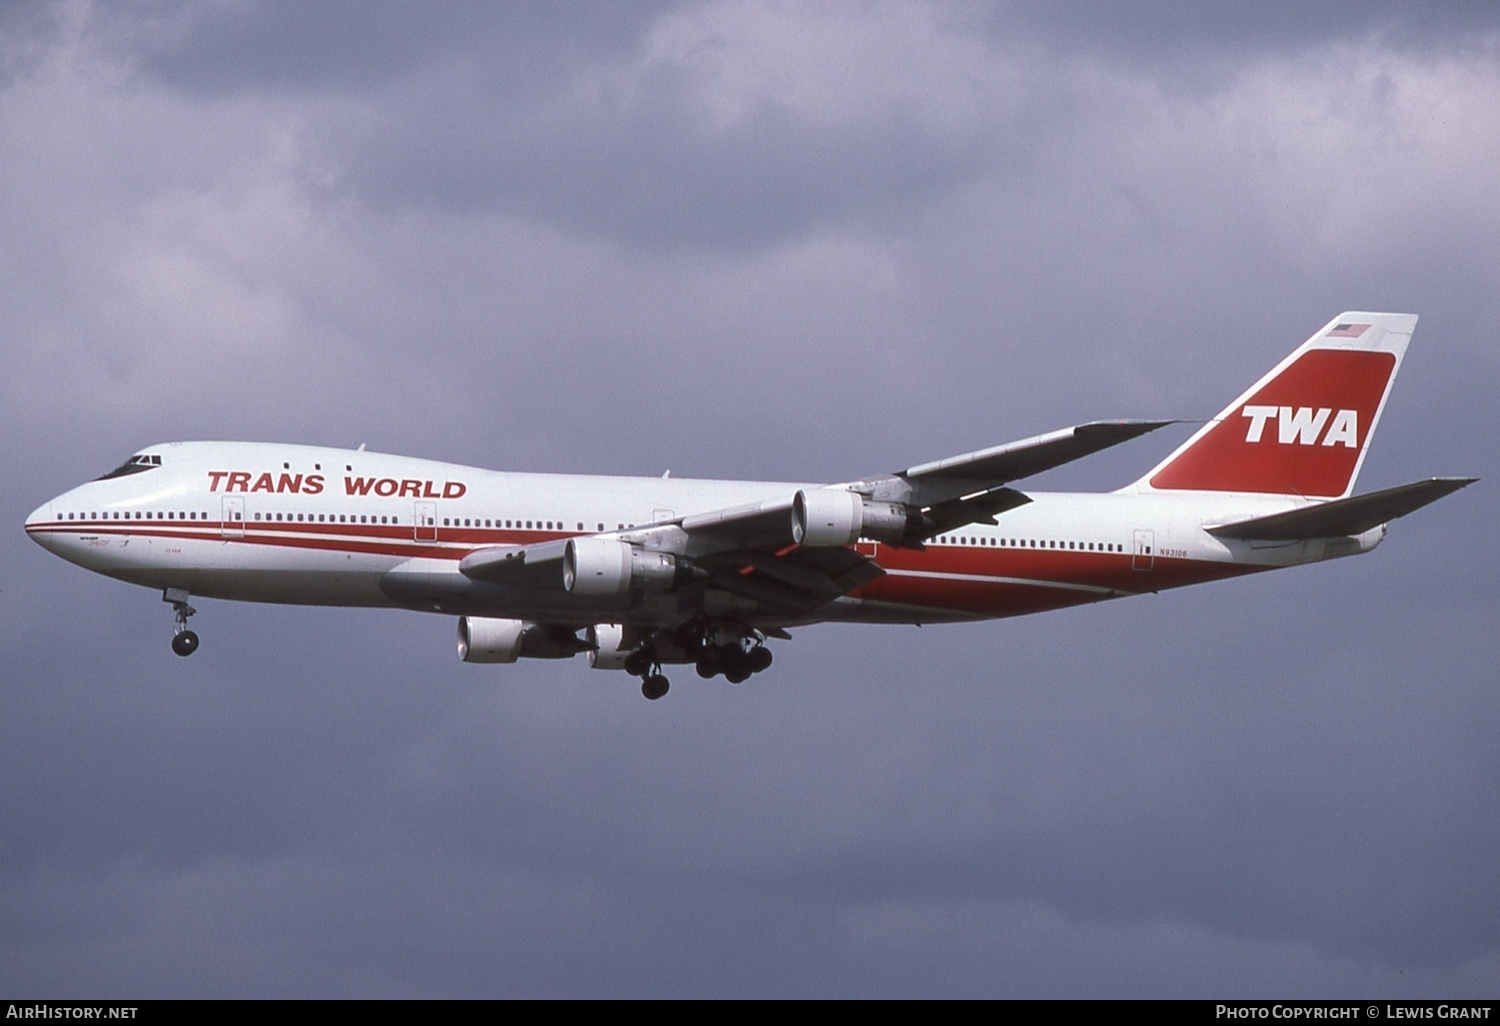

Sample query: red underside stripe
[26,522,1256,610]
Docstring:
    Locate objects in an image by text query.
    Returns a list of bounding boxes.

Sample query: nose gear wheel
[163,588,199,657]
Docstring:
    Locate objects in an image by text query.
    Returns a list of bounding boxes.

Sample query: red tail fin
[1135,313,1414,499]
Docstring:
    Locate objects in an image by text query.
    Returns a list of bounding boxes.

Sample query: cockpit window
[95,453,162,481]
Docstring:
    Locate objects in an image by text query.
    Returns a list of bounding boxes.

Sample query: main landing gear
[694,641,772,684]
[622,626,776,700]
[163,587,199,657]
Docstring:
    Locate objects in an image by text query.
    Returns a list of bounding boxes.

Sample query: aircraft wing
[897,420,1174,485]
[690,545,886,614]
[846,418,1173,539]
[456,419,1172,598]
[456,495,811,588]
[456,528,884,614]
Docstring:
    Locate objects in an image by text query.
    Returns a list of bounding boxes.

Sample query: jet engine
[457,616,584,663]
[586,623,632,670]
[791,489,915,546]
[564,537,679,596]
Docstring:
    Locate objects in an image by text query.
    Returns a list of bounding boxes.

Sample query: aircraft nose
[25,500,57,549]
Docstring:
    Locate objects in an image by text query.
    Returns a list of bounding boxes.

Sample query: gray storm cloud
[1,0,1496,997]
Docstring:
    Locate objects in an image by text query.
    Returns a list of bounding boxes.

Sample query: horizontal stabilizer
[1207,477,1476,540]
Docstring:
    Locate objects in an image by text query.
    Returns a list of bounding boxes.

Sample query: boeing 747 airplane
[26,313,1473,698]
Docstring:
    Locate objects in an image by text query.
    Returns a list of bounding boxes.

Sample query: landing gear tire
[695,647,722,678]
[171,630,200,657]
[747,646,773,673]
[641,674,670,701]
[623,649,654,677]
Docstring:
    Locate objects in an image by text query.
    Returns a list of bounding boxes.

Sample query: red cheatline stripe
[24,521,567,560]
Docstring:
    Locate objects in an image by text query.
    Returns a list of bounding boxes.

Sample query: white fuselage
[25,441,1378,630]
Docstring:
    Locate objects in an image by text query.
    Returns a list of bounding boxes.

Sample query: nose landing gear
[163,587,199,657]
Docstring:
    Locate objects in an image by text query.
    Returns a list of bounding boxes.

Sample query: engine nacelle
[564,537,678,596]
[792,489,861,546]
[792,489,914,546]
[587,623,632,670]
[457,617,584,662]
[457,616,525,663]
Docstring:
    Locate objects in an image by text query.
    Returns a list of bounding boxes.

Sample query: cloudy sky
[2,0,1497,998]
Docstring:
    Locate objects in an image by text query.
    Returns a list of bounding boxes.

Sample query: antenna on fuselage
[357,443,367,452]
